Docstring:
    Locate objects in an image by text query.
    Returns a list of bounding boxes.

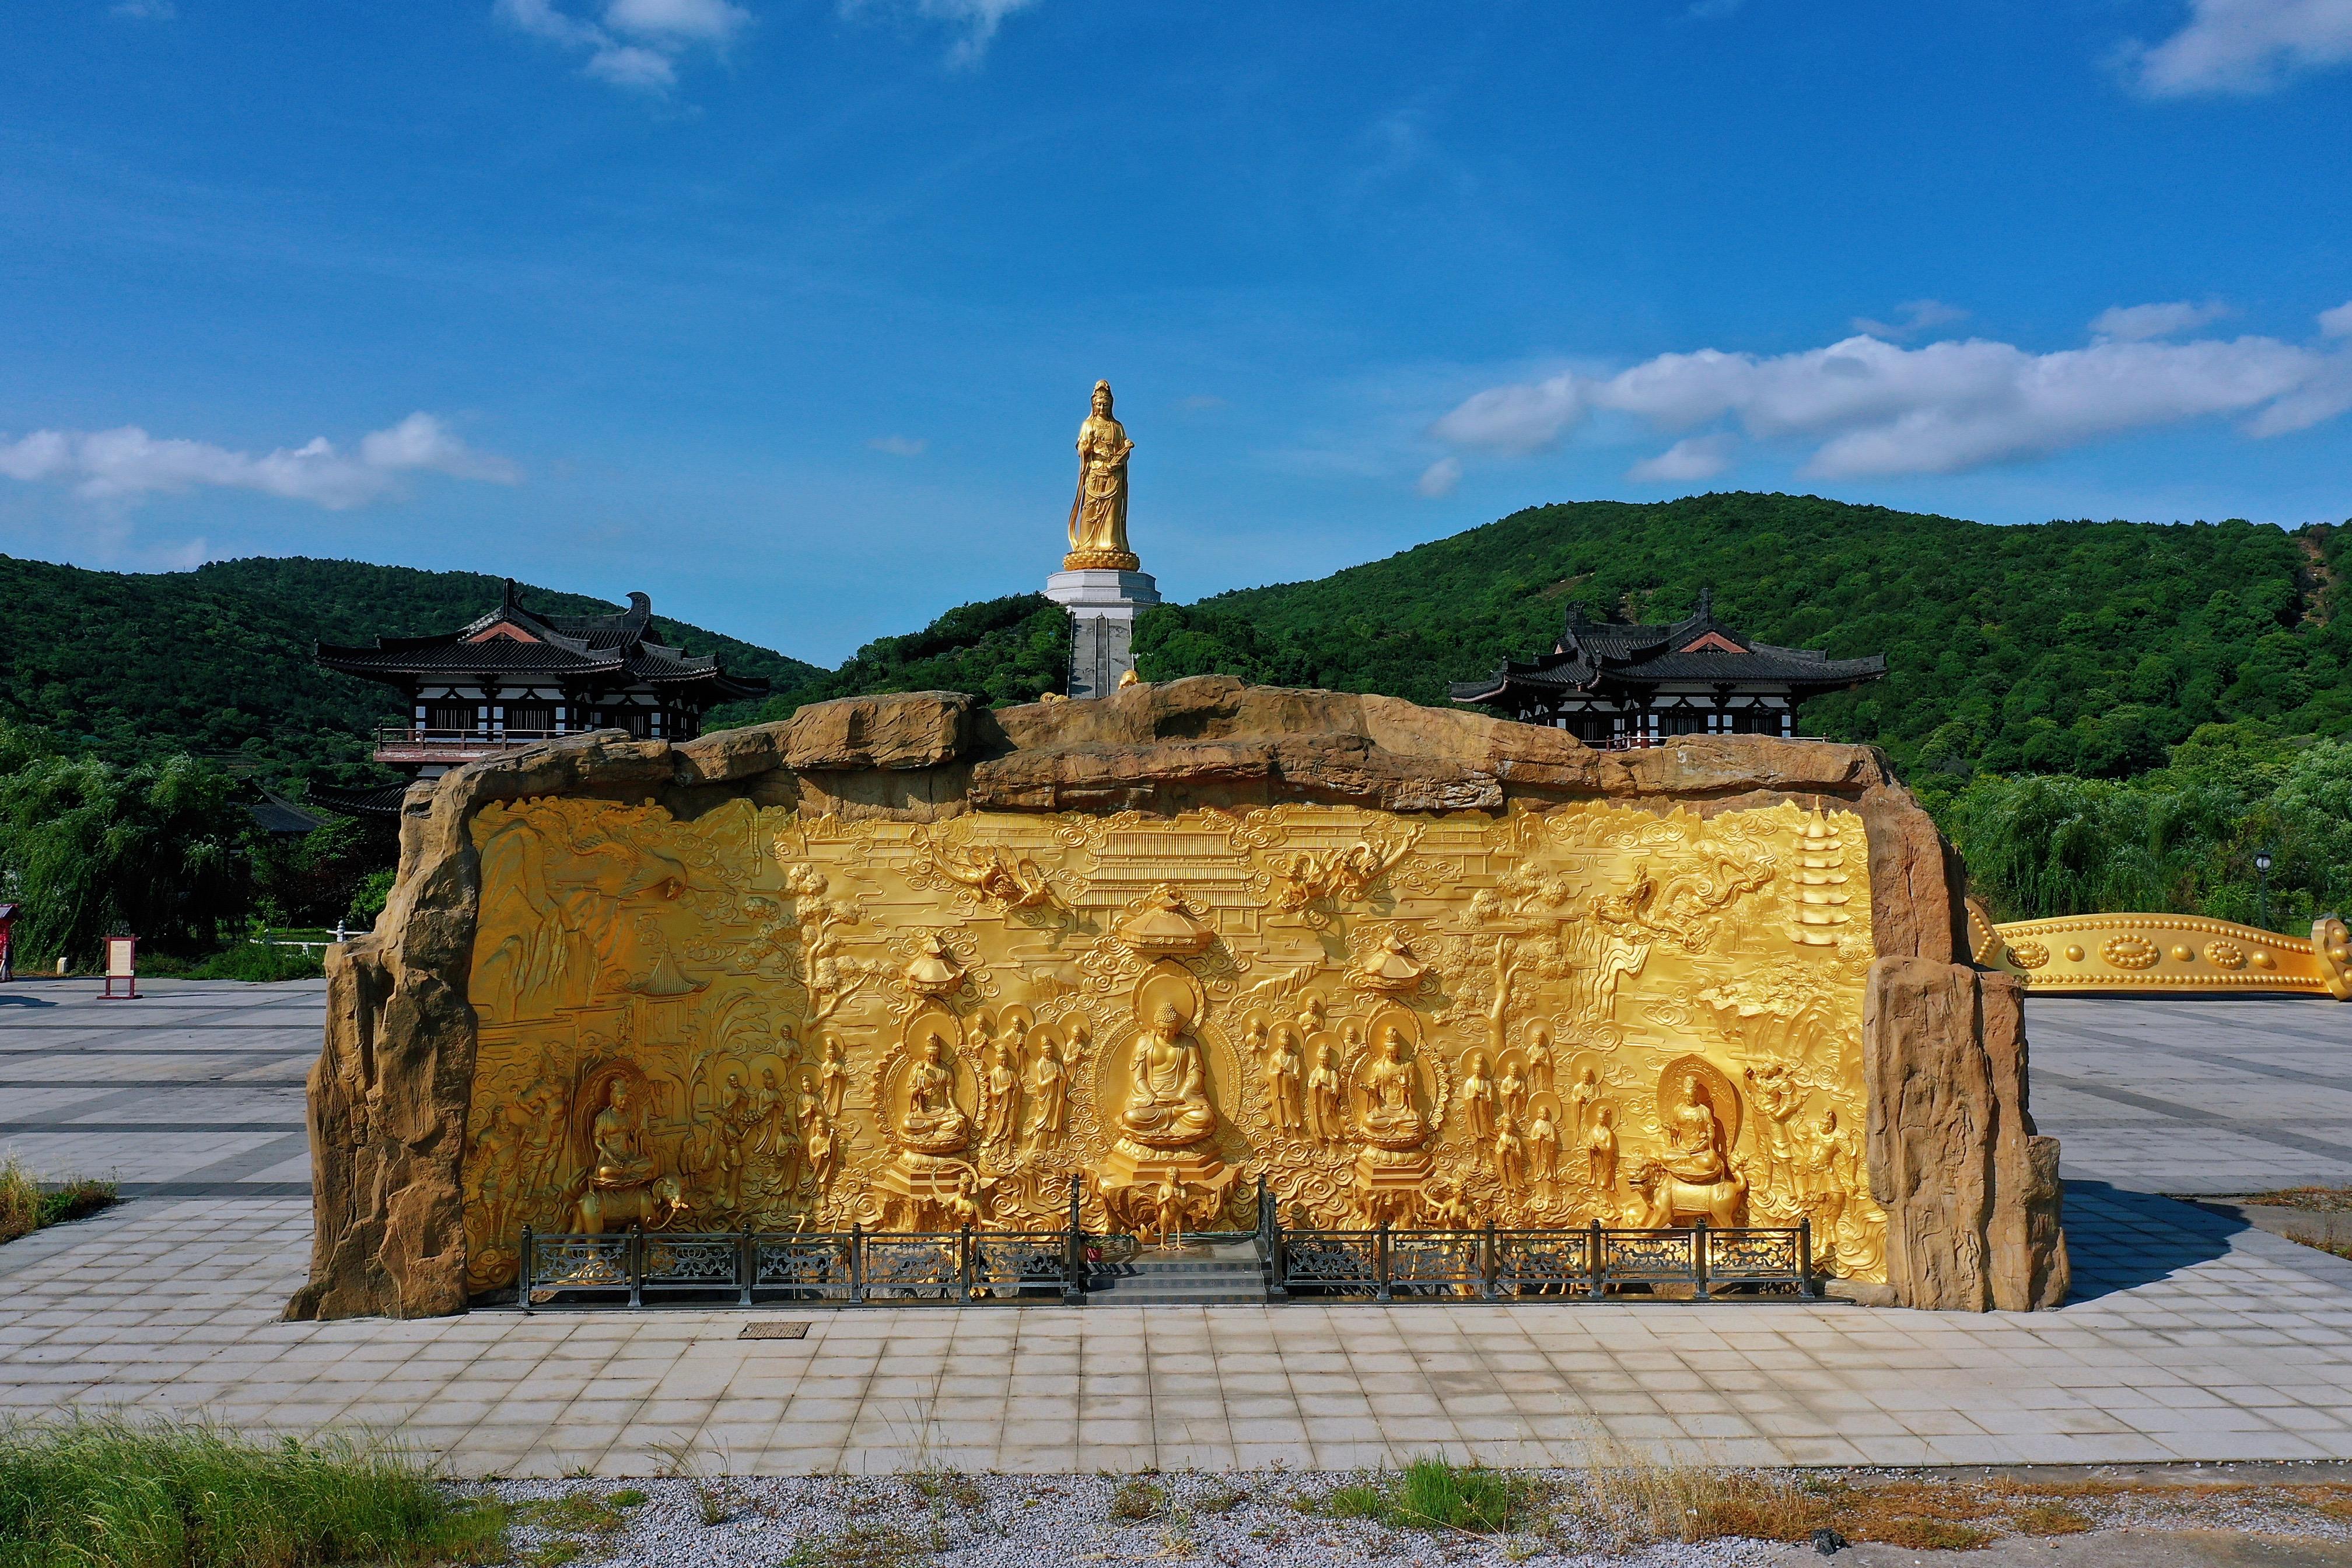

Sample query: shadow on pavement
[2059,1180,2238,1303]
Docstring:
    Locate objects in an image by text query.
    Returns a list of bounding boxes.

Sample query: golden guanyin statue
[1662,1071,1731,1184]
[1356,1027,1427,1150]
[900,1032,973,1154]
[1121,1001,1216,1147]
[1065,379,1136,570]
[592,1079,654,1190]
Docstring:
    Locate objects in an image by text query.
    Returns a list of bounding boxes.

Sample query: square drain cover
[738,1320,811,1340]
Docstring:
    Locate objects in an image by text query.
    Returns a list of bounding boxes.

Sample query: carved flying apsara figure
[929,836,1058,911]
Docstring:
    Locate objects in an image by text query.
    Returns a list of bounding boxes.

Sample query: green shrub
[186,943,326,983]
[0,1417,506,1568]
[0,1160,116,1247]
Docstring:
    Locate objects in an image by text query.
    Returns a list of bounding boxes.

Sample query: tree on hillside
[0,737,254,963]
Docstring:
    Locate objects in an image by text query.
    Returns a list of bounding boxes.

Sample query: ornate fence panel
[516,1218,1813,1310]
[1273,1219,1816,1303]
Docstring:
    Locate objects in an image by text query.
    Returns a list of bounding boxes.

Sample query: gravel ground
[480,1467,2352,1568]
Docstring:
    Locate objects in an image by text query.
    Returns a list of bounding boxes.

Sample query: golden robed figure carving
[1065,379,1137,570]
[1121,1001,1217,1147]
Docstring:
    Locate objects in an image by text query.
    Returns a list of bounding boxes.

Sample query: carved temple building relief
[457,794,1889,1292]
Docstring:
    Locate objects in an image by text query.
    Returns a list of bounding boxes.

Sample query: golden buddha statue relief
[898,1030,974,1155]
[1121,1000,1217,1149]
[1354,1026,1429,1151]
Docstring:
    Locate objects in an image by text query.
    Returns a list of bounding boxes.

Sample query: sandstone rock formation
[289,675,2067,1319]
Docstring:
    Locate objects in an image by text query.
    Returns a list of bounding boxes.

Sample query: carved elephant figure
[572,1175,684,1235]
[1630,1163,1747,1229]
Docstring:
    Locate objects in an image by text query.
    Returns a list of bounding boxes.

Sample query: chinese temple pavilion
[1449,589,1885,746]
[312,581,768,814]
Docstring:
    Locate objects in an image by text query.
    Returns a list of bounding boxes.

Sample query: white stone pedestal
[1044,568,1161,699]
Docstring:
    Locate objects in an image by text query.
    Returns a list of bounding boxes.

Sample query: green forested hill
[1135,494,2351,779]
[0,555,821,787]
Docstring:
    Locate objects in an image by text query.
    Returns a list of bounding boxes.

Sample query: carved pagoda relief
[458,794,1889,1292]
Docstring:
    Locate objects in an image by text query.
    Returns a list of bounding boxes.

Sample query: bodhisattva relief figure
[1662,1073,1732,1185]
[1266,1023,1305,1133]
[1356,1027,1427,1149]
[1307,1042,1346,1144]
[1067,380,1135,561]
[750,1066,792,1195]
[712,1069,757,1210]
[1569,1068,1601,1133]
[1460,1051,1496,1144]
[1497,1059,1528,1124]
[1745,1063,1806,1202]
[1803,1106,1859,1199]
[1527,1022,1556,1097]
[1026,1034,1068,1142]
[1494,1112,1526,1188]
[1121,1003,1217,1147]
[1586,1102,1619,1190]
[593,1080,655,1191]
[1296,993,1326,1045]
[819,1034,849,1122]
[982,1039,1021,1152]
[1527,1106,1560,1183]
[797,1083,836,1189]
[901,1033,974,1153]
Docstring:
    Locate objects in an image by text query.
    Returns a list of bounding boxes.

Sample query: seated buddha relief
[899,1030,974,1154]
[1355,1026,1429,1150]
[1120,1001,1217,1149]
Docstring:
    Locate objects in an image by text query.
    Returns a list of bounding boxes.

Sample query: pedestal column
[1044,566,1161,699]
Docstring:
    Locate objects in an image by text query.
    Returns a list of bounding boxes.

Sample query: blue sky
[3,1,2350,664]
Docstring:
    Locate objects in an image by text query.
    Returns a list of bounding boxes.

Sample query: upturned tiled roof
[1450,588,1886,705]
[317,581,769,700]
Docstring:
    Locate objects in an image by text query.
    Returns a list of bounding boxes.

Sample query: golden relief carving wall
[461,796,1887,1292]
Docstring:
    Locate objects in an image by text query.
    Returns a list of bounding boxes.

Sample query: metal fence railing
[514,1178,1819,1311]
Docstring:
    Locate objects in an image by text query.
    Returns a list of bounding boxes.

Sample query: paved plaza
[4,978,2352,1475]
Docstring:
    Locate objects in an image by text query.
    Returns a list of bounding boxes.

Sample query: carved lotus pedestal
[1352,1143,1434,1227]
[874,1150,975,1228]
[1096,1138,1237,1233]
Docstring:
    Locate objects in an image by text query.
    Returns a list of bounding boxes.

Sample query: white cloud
[1415,456,1461,499]
[2321,300,2352,338]
[866,434,927,457]
[495,0,748,94]
[1627,433,1737,484]
[0,413,518,509]
[1850,300,1968,340]
[605,0,750,42]
[1430,315,2352,479]
[2091,299,2234,341]
[842,0,1039,65]
[1429,373,1582,455]
[2124,0,2352,96]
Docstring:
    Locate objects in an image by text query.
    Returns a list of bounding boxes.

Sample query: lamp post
[2255,847,2274,933]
